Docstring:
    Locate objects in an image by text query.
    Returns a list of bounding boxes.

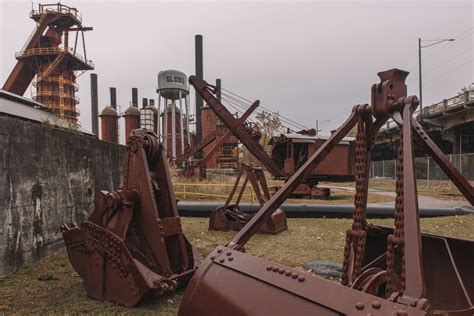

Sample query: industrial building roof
[0,89,93,135]
[270,132,355,145]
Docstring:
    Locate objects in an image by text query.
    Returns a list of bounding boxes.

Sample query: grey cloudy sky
[1,0,472,135]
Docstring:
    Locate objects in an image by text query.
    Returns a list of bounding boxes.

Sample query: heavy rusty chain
[386,128,406,297]
[342,116,369,285]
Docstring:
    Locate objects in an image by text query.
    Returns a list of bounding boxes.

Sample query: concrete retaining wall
[0,114,125,277]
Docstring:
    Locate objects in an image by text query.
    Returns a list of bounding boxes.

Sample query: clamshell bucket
[209,205,287,234]
[180,69,474,315]
[208,164,288,234]
[61,130,200,307]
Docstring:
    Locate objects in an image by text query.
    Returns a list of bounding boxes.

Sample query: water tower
[157,70,191,162]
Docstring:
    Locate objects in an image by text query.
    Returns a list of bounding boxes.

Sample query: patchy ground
[1,215,473,315]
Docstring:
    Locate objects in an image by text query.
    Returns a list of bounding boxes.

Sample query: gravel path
[328,186,472,209]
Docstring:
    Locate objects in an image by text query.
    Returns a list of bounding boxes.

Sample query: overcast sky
[1,0,472,136]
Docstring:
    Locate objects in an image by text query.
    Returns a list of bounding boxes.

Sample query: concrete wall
[0,114,125,277]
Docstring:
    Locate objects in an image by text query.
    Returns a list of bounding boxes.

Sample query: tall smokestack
[142,98,148,109]
[132,88,138,107]
[195,34,203,142]
[216,78,221,102]
[90,73,98,135]
[149,99,155,106]
[110,87,117,109]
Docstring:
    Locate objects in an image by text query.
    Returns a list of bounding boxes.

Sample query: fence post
[183,183,186,200]
[427,157,430,187]
[393,160,396,180]
[382,160,385,178]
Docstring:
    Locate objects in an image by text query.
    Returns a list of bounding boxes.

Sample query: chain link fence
[370,153,474,181]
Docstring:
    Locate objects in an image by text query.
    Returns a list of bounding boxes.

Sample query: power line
[221,88,309,130]
[405,27,473,71]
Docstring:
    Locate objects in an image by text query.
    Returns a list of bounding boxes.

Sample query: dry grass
[1,215,473,315]
[172,174,392,204]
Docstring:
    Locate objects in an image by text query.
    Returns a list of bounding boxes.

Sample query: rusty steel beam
[230,107,359,248]
[176,130,217,165]
[412,119,474,205]
[189,76,283,177]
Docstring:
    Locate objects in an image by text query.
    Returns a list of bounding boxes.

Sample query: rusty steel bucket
[62,130,200,307]
[208,163,288,234]
[209,205,287,234]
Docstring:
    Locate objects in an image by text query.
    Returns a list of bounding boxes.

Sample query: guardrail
[173,182,280,201]
[15,47,94,68]
[30,3,82,23]
[380,87,474,132]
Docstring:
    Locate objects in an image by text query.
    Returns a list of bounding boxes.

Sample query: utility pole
[418,37,455,122]
[418,38,423,120]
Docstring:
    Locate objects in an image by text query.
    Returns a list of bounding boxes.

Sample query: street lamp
[418,38,455,120]
[315,119,330,136]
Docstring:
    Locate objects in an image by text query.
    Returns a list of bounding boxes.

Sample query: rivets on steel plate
[266,265,273,271]
[371,301,381,309]
[297,276,305,282]
[355,302,364,310]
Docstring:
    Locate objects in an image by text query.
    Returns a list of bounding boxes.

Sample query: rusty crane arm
[189,76,283,178]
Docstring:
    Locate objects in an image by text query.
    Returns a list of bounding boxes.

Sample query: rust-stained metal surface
[209,164,287,234]
[62,129,200,307]
[179,69,474,315]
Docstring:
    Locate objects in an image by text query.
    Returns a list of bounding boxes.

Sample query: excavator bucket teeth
[209,206,287,234]
[61,129,200,307]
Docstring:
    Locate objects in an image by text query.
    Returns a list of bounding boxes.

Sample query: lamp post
[418,38,455,120]
[315,119,330,136]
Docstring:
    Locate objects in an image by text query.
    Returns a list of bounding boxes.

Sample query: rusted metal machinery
[270,129,355,199]
[209,163,288,234]
[2,3,94,124]
[179,69,474,315]
[189,76,354,198]
[61,129,200,307]
[190,76,283,177]
[181,98,260,179]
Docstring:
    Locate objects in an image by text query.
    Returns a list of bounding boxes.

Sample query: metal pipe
[179,90,185,156]
[163,98,168,150]
[172,100,176,160]
[90,73,98,135]
[186,92,191,147]
[176,201,473,218]
[195,34,203,143]
[132,87,138,107]
[157,93,161,141]
[418,38,423,121]
[110,87,117,109]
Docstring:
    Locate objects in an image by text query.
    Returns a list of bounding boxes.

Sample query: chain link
[386,129,406,297]
[342,116,369,285]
